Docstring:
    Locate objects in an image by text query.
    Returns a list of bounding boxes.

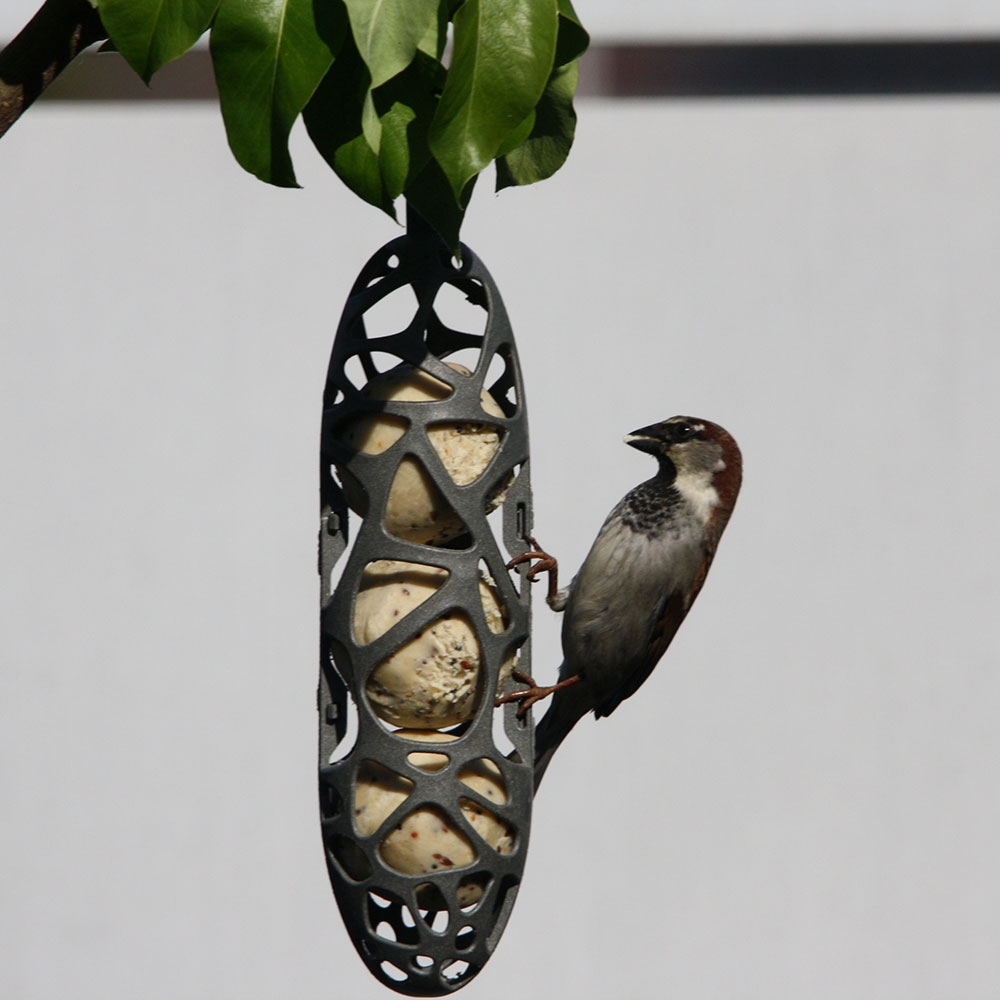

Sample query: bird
[499,415,742,788]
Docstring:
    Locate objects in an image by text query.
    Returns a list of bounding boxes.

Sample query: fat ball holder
[318,210,536,994]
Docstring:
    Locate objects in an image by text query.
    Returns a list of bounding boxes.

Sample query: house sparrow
[501,416,742,787]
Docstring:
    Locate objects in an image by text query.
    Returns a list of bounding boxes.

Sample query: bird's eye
[673,421,696,442]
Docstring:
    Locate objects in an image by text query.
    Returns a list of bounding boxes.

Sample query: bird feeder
[318,211,535,994]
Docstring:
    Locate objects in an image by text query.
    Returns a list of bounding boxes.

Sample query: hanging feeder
[318,211,535,994]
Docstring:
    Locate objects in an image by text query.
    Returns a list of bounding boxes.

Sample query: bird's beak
[624,426,664,456]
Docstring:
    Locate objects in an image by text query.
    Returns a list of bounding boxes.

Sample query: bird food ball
[353,731,514,890]
[338,363,508,544]
[354,560,514,728]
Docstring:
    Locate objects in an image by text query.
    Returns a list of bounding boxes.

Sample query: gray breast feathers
[559,513,706,701]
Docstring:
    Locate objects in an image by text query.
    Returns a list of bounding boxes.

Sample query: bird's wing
[594,540,717,719]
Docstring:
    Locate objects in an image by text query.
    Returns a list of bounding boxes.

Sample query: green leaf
[429,0,558,204]
[210,0,346,188]
[375,50,442,193]
[343,0,439,89]
[416,2,449,61]
[378,101,418,199]
[303,35,386,211]
[99,0,220,83]
[495,2,588,190]
[361,89,382,154]
[555,0,589,65]
[495,61,577,189]
[304,43,442,215]
[405,159,475,254]
[495,110,535,159]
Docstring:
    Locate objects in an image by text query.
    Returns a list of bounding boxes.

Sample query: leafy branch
[0,0,106,138]
[1,0,589,249]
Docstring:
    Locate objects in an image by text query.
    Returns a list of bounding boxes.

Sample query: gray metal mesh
[318,220,535,995]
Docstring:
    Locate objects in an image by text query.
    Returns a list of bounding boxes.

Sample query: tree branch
[0,0,107,141]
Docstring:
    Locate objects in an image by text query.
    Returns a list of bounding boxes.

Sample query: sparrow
[501,416,742,787]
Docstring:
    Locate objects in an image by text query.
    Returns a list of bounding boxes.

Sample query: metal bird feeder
[318,211,535,994]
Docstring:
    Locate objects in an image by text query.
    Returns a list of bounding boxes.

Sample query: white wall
[2,95,999,998]
[6,0,1000,42]
[579,0,1000,40]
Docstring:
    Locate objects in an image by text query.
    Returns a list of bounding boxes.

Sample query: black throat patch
[619,476,683,537]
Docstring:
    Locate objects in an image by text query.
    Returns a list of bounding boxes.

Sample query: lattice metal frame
[318,216,535,995]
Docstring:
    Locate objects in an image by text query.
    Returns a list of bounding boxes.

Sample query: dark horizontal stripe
[26,39,1000,102]
[578,40,1000,97]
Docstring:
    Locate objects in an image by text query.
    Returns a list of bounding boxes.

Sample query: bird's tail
[532,672,592,792]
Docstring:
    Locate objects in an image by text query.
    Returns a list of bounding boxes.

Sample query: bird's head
[625,415,742,510]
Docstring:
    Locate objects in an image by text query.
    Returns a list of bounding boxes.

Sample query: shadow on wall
[28,38,1000,103]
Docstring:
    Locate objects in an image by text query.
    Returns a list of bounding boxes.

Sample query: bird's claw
[495,669,581,718]
[506,537,555,581]
[506,537,560,605]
